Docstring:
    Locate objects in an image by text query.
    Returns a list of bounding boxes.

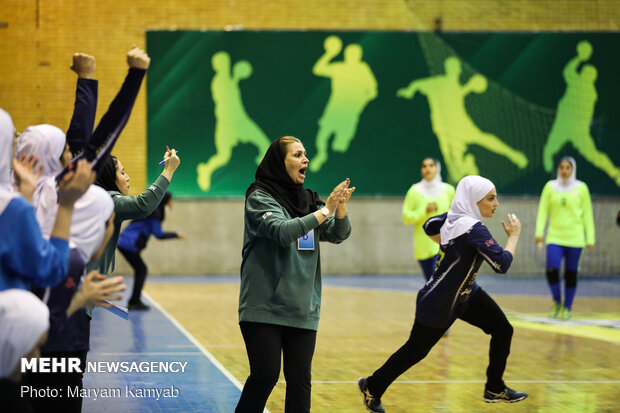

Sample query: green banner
[146,31,620,197]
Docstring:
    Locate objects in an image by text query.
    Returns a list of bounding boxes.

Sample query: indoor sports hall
[1,1,619,412]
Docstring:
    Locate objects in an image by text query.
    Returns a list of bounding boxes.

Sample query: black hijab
[245,138,321,217]
[95,154,120,192]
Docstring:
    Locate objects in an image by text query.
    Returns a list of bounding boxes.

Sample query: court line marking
[142,292,271,413]
[142,291,243,389]
[501,306,620,345]
[292,380,620,384]
[143,292,273,413]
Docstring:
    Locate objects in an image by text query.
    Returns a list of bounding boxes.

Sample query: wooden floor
[146,282,620,413]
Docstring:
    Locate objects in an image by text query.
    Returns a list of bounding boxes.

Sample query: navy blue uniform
[366,212,515,398]
[417,212,513,328]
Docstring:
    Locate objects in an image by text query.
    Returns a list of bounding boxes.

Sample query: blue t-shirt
[117,218,178,253]
[0,197,69,291]
[416,213,513,328]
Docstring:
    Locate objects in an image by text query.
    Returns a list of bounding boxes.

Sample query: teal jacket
[88,175,170,275]
[239,189,351,330]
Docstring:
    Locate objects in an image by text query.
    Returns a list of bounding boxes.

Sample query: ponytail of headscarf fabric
[440,175,495,245]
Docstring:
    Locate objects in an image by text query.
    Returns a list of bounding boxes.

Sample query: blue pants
[546,244,582,272]
[545,244,582,309]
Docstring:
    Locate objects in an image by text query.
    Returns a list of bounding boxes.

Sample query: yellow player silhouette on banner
[397,56,528,183]
[197,52,270,192]
[310,36,378,172]
[544,41,620,186]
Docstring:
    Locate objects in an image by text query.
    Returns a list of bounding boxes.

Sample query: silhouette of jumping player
[543,41,620,186]
[397,56,528,183]
[197,52,270,192]
[310,36,378,172]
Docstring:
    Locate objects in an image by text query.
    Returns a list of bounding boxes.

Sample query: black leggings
[367,288,513,398]
[118,247,147,304]
[235,322,317,413]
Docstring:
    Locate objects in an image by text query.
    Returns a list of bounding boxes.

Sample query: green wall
[147,31,620,197]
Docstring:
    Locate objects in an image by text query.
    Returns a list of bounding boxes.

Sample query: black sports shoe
[128,301,150,311]
[358,377,385,413]
[484,387,528,403]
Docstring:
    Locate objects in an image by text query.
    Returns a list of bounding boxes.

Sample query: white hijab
[0,109,18,215]
[440,175,495,244]
[70,185,115,262]
[549,156,580,193]
[0,289,50,378]
[15,125,66,238]
[414,159,445,199]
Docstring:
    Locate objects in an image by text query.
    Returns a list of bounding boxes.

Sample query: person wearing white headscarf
[359,176,527,412]
[402,158,455,280]
[27,186,123,413]
[0,289,49,412]
[535,156,595,320]
[0,109,19,213]
[15,124,68,238]
[0,108,91,292]
[0,289,50,379]
[15,125,119,265]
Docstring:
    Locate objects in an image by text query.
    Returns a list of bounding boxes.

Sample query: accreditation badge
[298,229,315,251]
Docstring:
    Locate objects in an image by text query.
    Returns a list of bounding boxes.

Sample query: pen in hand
[158,145,178,165]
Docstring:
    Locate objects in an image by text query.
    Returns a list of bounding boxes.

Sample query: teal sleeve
[246,190,320,247]
[318,215,351,243]
[113,175,170,221]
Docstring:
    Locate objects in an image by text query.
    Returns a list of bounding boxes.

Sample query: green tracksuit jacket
[239,189,351,330]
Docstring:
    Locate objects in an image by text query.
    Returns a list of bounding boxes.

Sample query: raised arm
[113,176,169,222]
[472,219,519,274]
[66,53,98,156]
[58,47,150,182]
[312,36,341,78]
[320,179,354,243]
[501,213,521,259]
